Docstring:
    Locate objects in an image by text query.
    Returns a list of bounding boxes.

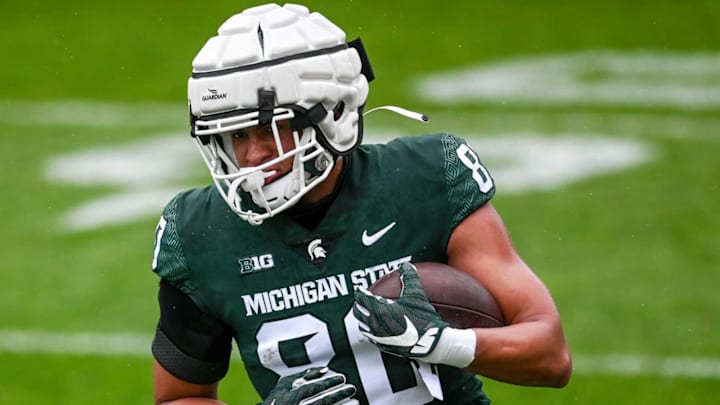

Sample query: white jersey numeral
[457,143,493,193]
[255,310,435,404]
[257,314,335,376]
[151,216,167,270]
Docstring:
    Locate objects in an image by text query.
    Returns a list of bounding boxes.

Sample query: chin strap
[363,105,430,124]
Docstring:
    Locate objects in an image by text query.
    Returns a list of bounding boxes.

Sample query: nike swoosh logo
[362,221,397,246]
[363,315,419,347]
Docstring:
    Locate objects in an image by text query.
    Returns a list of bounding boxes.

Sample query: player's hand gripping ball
[354,262,489,368]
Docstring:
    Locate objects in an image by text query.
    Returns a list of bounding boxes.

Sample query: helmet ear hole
[332,101,345,121]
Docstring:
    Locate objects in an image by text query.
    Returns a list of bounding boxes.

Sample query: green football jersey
[152,133,496,404]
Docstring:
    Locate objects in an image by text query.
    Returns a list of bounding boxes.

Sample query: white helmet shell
[187,3,372,224]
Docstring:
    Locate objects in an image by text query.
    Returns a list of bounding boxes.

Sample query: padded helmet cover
[188,3,369,154]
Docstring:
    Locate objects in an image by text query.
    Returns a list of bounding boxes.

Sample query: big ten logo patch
[238,253,275,274]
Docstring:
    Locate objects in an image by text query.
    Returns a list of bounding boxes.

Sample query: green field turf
[1,1,719,404]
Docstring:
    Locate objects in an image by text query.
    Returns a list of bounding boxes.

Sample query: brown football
[369,262,505,329]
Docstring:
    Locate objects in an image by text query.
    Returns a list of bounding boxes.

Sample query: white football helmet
[188,3,372,225]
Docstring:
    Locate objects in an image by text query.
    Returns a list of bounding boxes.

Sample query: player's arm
[354,202,570,386]
[154,360,225,405]
[447,202,572,387]
[152,281,234,405]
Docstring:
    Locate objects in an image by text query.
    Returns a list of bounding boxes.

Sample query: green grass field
[2,1,719,403]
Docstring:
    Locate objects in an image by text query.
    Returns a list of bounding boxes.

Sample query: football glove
[353,262,477,368]
[262,367,357,405]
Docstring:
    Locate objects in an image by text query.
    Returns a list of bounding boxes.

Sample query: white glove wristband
[422,327,477,368]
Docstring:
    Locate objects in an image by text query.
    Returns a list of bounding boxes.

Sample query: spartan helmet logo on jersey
[307,239,327,261]
[187,3,374,225]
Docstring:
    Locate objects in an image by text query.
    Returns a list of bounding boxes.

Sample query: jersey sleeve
[150,194,234,384]
[152,193,192,289]
[440,133,496,229]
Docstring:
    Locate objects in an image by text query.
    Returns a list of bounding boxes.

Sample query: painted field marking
[1,329,719,379]
[574,353,720,379]
[415,50,720,110]
[423,110,720,142]
[0,99,182,128]
[44,131,653,231]
[3,99,720,142]
[0,329,149,357]
[12,50,720,231]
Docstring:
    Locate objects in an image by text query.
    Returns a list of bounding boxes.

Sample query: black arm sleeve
[152,280,234,384]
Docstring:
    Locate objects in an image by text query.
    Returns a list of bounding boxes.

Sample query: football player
[150,3,572,404]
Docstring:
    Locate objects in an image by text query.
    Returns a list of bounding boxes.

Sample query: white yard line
[1,329,719,379]
[2,99,720,141]
[0,99,182,128]
[574,353,720,379]
[0,329,150,357]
